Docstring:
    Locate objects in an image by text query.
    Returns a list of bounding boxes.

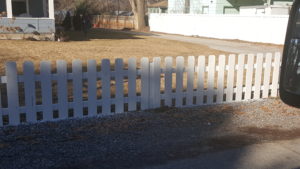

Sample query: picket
[207,55,216,104]
[164,57,173,107]
[72,60,83,118]
[115,59,124,114]
[57,60,68,119]
[236,54,245,101]
[262,53,273,98]
[197,56,205,105]
[245,54,255,100]
[186,56,195,106]
[151,57,161,108]
[226,54,236,102]
[101,59,111,115]
[141,58,150,110]
[0,53,284,126]
[271,53,281,97]
[176,56,184,107]
[40,61,52,121]
[216,55,225,103]
[128,58,137,111]
[87,60,97,116]
[23,61,36,123]
[6,62,20,125]
[254,54,264,99]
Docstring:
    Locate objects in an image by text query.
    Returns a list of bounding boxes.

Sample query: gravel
[1,98,300,169]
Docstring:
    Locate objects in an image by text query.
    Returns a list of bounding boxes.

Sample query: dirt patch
[240,126,300,141]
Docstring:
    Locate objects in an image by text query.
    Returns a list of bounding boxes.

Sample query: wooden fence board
[23,61,36,123]
[187,56,195,106]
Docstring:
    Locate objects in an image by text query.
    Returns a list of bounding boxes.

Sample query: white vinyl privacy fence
[0,53,281,126]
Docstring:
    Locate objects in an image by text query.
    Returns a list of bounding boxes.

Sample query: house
[0,0,55,40]
[168,0,293,14]
[148,0,168,14]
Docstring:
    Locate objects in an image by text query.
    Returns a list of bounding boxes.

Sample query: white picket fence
[0,53,281,126]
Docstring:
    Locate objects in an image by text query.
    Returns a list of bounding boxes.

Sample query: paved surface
[146,139,300,169]
[123,30,284,54]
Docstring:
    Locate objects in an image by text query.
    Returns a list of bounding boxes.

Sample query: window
[12,0,29,17]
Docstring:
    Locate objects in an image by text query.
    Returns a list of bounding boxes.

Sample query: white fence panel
[0,53,283,126]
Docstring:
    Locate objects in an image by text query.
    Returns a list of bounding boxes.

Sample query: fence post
[72,60,83,118]
[141,58,150,110]
[128,58,137,111]
[6,62,19,125]
[176,56,184,107]
[24,61,36,123]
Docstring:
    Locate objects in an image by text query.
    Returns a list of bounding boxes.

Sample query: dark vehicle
[280,0,300,107]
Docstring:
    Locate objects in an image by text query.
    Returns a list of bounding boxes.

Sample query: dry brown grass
[0,29,229,75]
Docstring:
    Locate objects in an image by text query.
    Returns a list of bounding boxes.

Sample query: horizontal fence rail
[0,53,281,126]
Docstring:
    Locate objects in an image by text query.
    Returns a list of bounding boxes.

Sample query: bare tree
[129,0,145,30]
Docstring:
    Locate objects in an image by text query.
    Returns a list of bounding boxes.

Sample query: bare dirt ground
[0,29,228,74]
[0,98,300,169]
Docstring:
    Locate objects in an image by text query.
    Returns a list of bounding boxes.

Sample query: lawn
[0,29,228,74]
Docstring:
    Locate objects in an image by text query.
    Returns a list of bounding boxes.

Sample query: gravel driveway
[1,98,300,169]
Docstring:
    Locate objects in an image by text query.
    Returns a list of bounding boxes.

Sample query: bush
[62,11,72,31]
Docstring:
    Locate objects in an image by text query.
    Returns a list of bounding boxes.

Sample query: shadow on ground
[1,99,300,169]
[64,29,148,41]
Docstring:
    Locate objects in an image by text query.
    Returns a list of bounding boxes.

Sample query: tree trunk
[129,0,145,30]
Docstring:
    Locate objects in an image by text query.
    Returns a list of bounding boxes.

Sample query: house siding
[0,18,55,33]
[215,0,265,14]
[169,0,293,14]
